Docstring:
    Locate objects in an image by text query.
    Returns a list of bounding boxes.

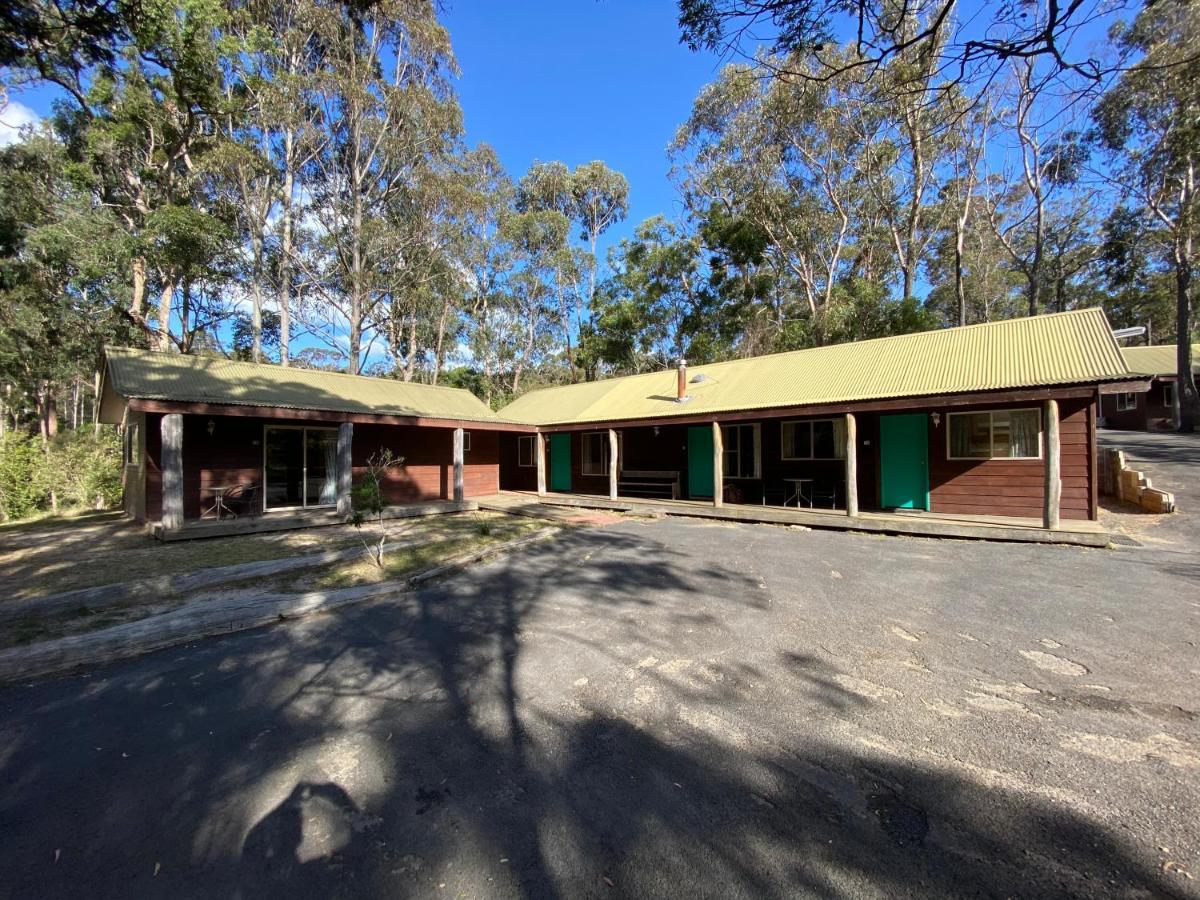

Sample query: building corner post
[712,421,724,507]
[337,422,354,518]
[1043,399,1061,530]
[453,427,465,502]
[608,429,619,500]
[845,412,858,517]
[160,413,184,532]
[535,432,546,496]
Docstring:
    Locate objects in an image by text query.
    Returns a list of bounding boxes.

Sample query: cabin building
[496,309,1145,527]
[101,308,1145,541]
[98,349,533,534]
[1100,344,1198,431]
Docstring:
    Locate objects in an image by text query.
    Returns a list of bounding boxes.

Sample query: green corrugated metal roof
[104,347,506,423]
[499,308,1132,426]
[1120,344,1200,377]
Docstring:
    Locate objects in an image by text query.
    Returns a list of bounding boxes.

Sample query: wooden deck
[479,492,1111,547]
[151,500,478,541]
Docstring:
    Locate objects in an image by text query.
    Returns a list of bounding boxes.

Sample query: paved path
[1100,428,1200,553]
[0,445,1197,898]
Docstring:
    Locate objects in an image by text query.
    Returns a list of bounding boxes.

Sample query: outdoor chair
[225,483,261,518]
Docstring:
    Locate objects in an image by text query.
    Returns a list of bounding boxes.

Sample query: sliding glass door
[264,426,339,510]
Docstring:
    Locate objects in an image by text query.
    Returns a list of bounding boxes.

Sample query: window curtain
[320,436,337,504]
[1009,411,1040,458]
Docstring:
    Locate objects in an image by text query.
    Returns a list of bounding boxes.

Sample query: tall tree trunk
[432,297,452,385]
[404,315,417,382]
[156,276,175,351]
[93,369,102,438]
[131,256,147,320]
[250,230,265,363]
[1175,239,1198,433]
[279,141,294,367]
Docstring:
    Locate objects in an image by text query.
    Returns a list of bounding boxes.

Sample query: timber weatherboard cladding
[928,397,1092,520]
[535,400,1093,520]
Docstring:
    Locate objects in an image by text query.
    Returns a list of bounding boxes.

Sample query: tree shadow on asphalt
[0,527,1190,899]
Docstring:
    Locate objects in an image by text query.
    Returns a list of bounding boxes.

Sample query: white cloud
[0,101,41,147]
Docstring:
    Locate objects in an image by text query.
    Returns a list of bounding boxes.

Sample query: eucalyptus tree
[296,0,461,375]
[982,58,1098,317]
[516,160,629,381]
[46,0,236,349]
[1095,0,1200,431]
[594,215,720,371]
[672,53,872,343]
[0,131,129,437]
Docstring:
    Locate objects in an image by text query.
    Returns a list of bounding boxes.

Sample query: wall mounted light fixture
[930,412,941,428]
[207,419,216,437]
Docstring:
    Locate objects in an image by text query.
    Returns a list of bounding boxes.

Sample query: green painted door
[549,433,572,492]
[880,414,929,510]
[687,425,714,498]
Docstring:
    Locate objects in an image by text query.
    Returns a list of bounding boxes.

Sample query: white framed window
[462,431,471,452]
[517,435,536,467]
[722,423,761,478]
[781,419,846,460]
[581,431,610,476]
[124,422,140,467]
[1163,382,1177,409]
[1116,393,1137,412]
[947,409,1042,460]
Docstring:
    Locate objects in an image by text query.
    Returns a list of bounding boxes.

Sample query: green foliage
[0,430,121,521]
[0,433,41,520]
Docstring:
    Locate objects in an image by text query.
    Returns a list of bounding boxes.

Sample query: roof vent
[690,373,709,384]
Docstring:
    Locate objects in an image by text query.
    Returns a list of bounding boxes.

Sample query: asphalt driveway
[1,437,1197,899]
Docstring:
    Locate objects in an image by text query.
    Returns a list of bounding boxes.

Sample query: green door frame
[879,413,930,510]
[687,425,714,498]
[549,433,572,492]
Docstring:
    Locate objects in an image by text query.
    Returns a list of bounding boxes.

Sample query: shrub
[0,429,122,521]
[0,433,41,521]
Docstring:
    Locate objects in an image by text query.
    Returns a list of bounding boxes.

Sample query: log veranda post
[1043,399,1061,530]
[453,427,465,502]
[845,412,858,517]
[535,432,546,496]
[608,429,619,500]
[160,413,184,532]
[336,422,353,517]
[712,421,723,507]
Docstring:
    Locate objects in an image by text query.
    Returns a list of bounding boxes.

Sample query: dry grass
[296,514,550,591]
[0,509,125,536]
[0,510,549,602]
[0,511,560,648]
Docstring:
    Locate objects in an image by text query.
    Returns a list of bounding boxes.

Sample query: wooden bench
[618,469,681,500]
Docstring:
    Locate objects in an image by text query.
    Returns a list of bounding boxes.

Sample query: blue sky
[442,0,722,253]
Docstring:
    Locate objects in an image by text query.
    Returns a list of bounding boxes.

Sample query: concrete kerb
[0,527,559,685]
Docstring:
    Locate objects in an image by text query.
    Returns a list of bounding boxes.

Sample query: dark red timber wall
[1101,379,1175,431]
[928,396,1094,521]
[138,414,500,521]
[507,396,1094,522]
[499,433,539,491]
[353,423,498,502]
